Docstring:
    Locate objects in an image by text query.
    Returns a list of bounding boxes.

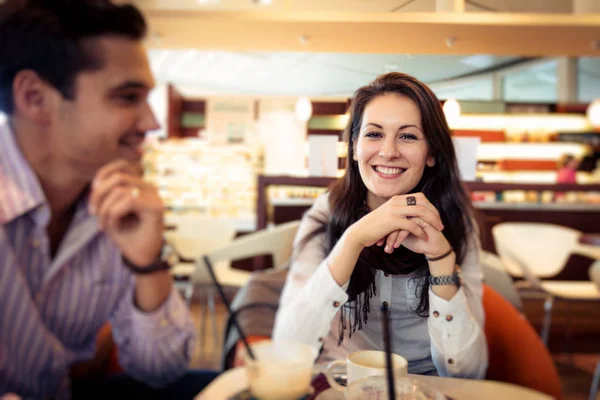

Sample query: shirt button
[31,239,40,248]
[382,301,389,308]
[448,358,454,365]
[446,314,453,322]
[433,311,439,318]
[160,319,168,327]
[384,273,389,277]
[53,343,61,351]
[318,337,323,343]
[333,301,341,307]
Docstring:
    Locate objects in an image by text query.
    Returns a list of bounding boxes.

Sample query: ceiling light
[443,98,461,128]
[299,35,309,46]
[254,0,272,5]
[445,37,458,48]
[295,97,313,122]
[587,99,600,128]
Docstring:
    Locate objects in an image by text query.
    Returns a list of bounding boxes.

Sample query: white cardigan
[273,193,488,378]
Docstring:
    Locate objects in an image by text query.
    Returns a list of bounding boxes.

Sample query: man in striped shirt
[0,1,201,398]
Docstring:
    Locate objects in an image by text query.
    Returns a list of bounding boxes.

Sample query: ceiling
[134,0,581,13]
[148,50,519,96]
[138,0,600,98]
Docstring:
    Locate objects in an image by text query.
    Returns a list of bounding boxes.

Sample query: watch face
[162,243,180,266]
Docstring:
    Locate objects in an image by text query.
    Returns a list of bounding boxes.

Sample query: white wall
[259,98,306,175]
[147,82,168,139]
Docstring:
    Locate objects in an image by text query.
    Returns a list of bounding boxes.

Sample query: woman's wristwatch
[429,265,462,287]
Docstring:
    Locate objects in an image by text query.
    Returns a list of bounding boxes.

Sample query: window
[578,57,600,103]
[503,60,558,103]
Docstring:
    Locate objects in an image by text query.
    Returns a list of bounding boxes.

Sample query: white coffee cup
[243,340,318,400]
[324,350,408,394]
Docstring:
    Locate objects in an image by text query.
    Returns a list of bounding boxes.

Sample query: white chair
[589,261,600,400]
[165,217,237,355]
[203,220,301,272]
[492,222,600,346]
[190,220,300,353]
[166,217,238,301]
[480,250,523,312]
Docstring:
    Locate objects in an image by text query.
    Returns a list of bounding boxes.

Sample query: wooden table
[195,367,553,400]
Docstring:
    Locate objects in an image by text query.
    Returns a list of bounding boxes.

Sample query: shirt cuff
[130,288,188,337]
[303,259,349,309]
[428,286,471,335]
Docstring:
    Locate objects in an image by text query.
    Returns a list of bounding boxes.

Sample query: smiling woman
[273,72,487,380]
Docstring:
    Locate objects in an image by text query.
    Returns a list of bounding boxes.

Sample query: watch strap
[122,243,177,275]
[429,266,461,287]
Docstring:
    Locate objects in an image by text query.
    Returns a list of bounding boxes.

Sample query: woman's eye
[399,133,418,140]
[365,132,382,138]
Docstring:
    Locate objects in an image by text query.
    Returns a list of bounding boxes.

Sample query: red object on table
[308,373,330,400]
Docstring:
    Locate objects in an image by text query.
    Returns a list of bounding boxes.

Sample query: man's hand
[89,160,164,267]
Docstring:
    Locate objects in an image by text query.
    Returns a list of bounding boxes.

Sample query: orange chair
[70,323,123,380]
[483,284,562,399]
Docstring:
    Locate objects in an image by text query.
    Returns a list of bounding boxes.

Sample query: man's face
[53,36,159,180]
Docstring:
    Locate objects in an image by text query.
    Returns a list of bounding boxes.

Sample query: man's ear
[12,69,57,125]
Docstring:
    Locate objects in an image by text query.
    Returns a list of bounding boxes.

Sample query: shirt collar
[0,121,48,225]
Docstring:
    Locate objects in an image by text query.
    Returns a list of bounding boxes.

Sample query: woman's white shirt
[272,193,488,379]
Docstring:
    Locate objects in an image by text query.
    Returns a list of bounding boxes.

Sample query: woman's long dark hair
[305,72,476,344]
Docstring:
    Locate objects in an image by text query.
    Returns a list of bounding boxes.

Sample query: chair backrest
[167,217,237,260]
[589,260,600,291]
[206,221,301,269]
[480,251,523,311]
[483,284,562,400]
[492,222,581,279]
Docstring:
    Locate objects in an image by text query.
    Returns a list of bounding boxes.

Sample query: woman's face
[353,93,434,209]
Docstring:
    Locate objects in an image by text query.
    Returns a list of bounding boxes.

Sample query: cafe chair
[166,217,238,304]
[480,251,523,312]
[199,220,300,352]
[588,261,600,400]
[483,284,563,400]
[166,217,237,355]
[492,222,600,346]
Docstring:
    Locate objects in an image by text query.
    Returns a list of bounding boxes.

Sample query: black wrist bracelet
[425,247,454,262]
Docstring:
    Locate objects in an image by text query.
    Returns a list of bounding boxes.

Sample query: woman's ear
[427,155,436,167]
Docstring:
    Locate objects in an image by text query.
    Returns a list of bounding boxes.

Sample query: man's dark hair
[0,0,147,114]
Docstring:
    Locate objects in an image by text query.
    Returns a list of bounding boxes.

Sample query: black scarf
[336,202,430,345]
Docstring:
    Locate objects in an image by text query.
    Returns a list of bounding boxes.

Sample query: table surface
[195,367,553,400]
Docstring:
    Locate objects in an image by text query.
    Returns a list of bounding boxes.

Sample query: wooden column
[167,84,183,138]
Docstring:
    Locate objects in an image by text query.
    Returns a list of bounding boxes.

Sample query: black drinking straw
[381,304,396,400]
[203,255,256,360]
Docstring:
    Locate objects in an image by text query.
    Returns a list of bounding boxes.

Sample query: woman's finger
[391,204,443,231]
[384,231,399,253]
[394,230,410,248]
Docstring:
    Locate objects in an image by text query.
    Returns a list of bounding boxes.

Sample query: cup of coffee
[324,350,408,394]
[243,340,318,400]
